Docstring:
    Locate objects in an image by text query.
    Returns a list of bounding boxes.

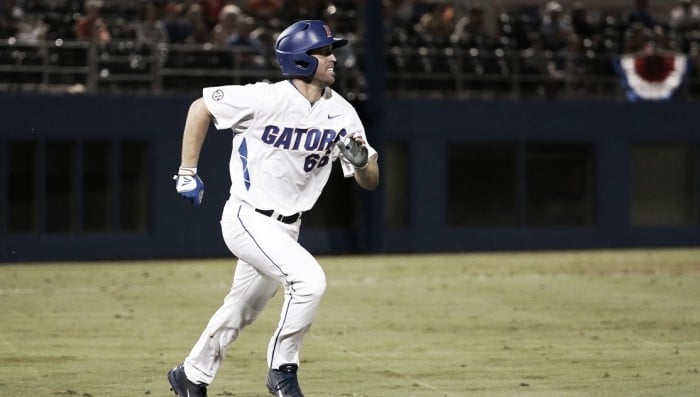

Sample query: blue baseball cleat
[266,364,304,397]
[167,364,208,397]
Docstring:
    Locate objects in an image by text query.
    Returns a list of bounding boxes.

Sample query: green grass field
[1,248,699,397]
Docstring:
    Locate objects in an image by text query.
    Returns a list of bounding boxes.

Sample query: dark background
[0,95,698,262]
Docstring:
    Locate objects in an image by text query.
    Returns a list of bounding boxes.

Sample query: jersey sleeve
[202,84,265,132]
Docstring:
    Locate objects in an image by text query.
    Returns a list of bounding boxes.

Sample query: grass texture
[1,248,699,397]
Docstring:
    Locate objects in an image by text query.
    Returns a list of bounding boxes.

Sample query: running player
[167,19,379,397]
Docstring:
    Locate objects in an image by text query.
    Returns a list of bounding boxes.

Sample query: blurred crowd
[4,0,698,54]
[0,0,362,43]
[387,0,700,53]
[1,0,699,97]
[384,0,700,97]
[0,0,362,70]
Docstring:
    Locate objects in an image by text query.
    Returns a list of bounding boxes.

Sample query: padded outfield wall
[0,94,698,261]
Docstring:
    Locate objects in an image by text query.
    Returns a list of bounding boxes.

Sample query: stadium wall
[0,94,698,262]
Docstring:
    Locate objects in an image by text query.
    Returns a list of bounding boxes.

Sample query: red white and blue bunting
[614,52,689,102]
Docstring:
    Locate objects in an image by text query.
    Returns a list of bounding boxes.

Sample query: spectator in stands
[670,0,700,31]
[133,2,168,45]
[382,0,414,46]
[211,4,242,46]
[225,13,268,68]
[198,0,226,28]
[225,13,255,47]
[249,22,277,67]
[74,0,111,42]
[669,0,700,52]
[539,1,573,52]
[451,4,497,50]
[246,0,283,20]
[549,33,589,96]
[387,0,421,28]
[14,11,47,43]
[184,3,212,44]
[162,2,191,43]
[417,0,454,45]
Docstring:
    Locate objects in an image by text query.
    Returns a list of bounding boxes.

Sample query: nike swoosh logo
[328,114,341,119]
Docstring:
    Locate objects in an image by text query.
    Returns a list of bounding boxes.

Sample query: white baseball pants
[183,200,326,385]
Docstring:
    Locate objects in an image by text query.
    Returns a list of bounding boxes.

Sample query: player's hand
[336,134,369,169]
[173,167,204,206]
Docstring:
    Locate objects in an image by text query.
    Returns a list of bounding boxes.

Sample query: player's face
[309,45,337,86]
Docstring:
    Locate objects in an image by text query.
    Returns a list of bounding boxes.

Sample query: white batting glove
[173,166,204,206]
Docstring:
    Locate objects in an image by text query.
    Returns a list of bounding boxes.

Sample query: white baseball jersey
[202,80,377,215]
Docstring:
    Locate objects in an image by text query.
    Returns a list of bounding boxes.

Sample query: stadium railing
[0,38,698,100]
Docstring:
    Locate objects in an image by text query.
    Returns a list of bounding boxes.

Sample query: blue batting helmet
[274,20,348,77]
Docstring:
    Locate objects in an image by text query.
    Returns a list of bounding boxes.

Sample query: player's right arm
[180,97,212,168]
[174,97,212,206]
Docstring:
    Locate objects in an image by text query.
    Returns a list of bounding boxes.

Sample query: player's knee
[307,267,327,298]
[293,265,326,299]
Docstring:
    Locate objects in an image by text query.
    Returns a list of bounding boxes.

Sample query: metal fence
[0,39,277,95]
[1,38,699,100]
[0,39,366,98]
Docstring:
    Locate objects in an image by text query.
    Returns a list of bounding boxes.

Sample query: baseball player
[167,20,379,397]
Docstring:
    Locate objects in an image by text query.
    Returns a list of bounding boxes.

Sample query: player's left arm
[349,135,379,191]
[337,111,378,190]
[354,156,379,190]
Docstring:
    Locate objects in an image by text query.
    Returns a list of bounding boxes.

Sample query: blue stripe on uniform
[239,137,251,190]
